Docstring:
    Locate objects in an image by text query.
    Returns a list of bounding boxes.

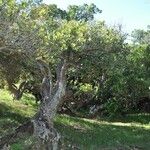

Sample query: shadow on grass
[55,115,150,150]
[96,113,150,124]
[0,102,29,123]
[0,102,30,138]
[0,92,150,150]
[123,113,150,124]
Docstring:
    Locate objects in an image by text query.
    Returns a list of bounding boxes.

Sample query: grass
[0,89,150,150]
[55,115,150,150]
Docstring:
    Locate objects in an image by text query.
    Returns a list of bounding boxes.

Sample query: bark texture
[0,59,67,150]
[31,58,67,150]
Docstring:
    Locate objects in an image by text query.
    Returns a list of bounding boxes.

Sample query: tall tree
[0,1,92,149]
[67,3,102,21]
[131,26,150,44]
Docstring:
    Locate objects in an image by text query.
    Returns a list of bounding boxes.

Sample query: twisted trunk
[0,59,67,150]
[31,58,67,150]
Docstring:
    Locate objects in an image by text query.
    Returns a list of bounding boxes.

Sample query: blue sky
[43,0,150,34]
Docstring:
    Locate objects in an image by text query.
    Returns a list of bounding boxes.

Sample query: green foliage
[79,83,93,92]
[0,0,150,118]
[52,20,88,52]
[131,27,150,44]
[103,98,125,117]
[67,3,102,21]
[1,1,150,149]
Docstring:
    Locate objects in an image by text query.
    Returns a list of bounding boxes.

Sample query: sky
[43,0,150,34]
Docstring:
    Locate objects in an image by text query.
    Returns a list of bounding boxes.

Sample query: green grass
[0,89,150,150]
[55,115,150,150]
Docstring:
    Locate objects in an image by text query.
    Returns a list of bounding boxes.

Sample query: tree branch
[37,60,53,100]
[47,58,67,119]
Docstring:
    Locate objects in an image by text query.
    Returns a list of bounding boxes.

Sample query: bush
[103,97,126,117]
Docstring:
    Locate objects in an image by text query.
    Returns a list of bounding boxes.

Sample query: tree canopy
[0,0,150,149]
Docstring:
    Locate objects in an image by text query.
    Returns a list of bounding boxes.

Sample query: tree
[67,3,102,21]
[59,21,129,117]
[0,1,97,149]
[131,26,150,44]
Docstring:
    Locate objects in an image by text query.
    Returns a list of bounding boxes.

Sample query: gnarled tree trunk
[31,58,67,150]
[0,58,67,150]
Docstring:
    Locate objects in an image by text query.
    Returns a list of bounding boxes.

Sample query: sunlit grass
[55,115,150,149]
[0,89,37,118]
[0,89,150,150]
